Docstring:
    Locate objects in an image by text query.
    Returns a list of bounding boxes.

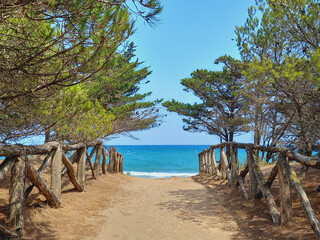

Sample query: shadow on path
[191,173,316,240]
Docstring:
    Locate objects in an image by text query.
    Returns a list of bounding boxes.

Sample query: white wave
[124,171,197,178]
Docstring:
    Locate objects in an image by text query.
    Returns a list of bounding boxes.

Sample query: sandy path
[6,164,318,239]
[94,176,242,240]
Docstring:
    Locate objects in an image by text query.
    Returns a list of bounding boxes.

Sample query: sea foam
[125,171,197,178]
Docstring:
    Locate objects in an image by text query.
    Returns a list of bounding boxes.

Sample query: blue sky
[107,0,254,145]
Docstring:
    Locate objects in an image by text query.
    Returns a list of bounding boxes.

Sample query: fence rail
[0,141,123,238]
[198,142,320,239]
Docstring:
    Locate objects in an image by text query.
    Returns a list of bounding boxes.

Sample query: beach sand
[1,163,320,239]
[22,174,242,240]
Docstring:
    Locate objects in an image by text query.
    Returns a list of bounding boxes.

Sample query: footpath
[23,172,317,239]
[23,174,243,240]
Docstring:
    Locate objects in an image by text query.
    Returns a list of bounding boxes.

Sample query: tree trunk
[254,106,261,162]
[51,144,62,202]
[305,136,313,157]
[254,128,261,162]
[44,130,51,143]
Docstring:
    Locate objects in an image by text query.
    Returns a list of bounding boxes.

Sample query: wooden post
[86,146,98,179]
[220,147,232,186]
[102,148,108,174]
[278,154,320,238]
[0,224,19,239]
[235,147,239,168]
[77,147,86,189]
[206,150,211,174]
[203,151,207,174]
[108,146,116,173]
[201,152,204,174]
[230,147,239,187]
[115,152,120,173]
[201,153,205,173]
[61,150,77,176]
[239,163,249,180]
[266,163,279,188]
[0,156,16,181]
[9,156,26,236]
[205,150,209,174]
[198,153,201,173]
[199,151,205,173]
[94,144,102,179]
[26,160,61,207]
[208,148,214,175]
[298,165,309,182]
[246,147,280,225]
[25,150,54,199]
[62,153,84,192]
[219,147,227,179]
[203,150,207,174]
[207,150,212,175]
[113,152,118,173]
[238,175,249,200]
[278,154,292,225]
[51,144,62,202]
[211,148,221,178]
[86,151,96,179]
[119,154,123,173]
[246,148,260,199]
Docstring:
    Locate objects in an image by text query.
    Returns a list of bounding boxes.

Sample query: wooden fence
[199,142,320,239]
[0,140,123,238]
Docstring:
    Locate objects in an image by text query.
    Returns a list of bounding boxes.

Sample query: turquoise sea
[0,145,248,178]
[109,145,248,178]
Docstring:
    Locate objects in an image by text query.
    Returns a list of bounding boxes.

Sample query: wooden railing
[0,141,123,238]
[199,142,320,239]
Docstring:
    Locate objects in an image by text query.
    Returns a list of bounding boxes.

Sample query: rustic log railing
[199,142,320,239]
[0,141,123,238]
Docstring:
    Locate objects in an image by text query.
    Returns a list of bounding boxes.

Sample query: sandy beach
[21,174,241,240]
[0,165,311,240]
